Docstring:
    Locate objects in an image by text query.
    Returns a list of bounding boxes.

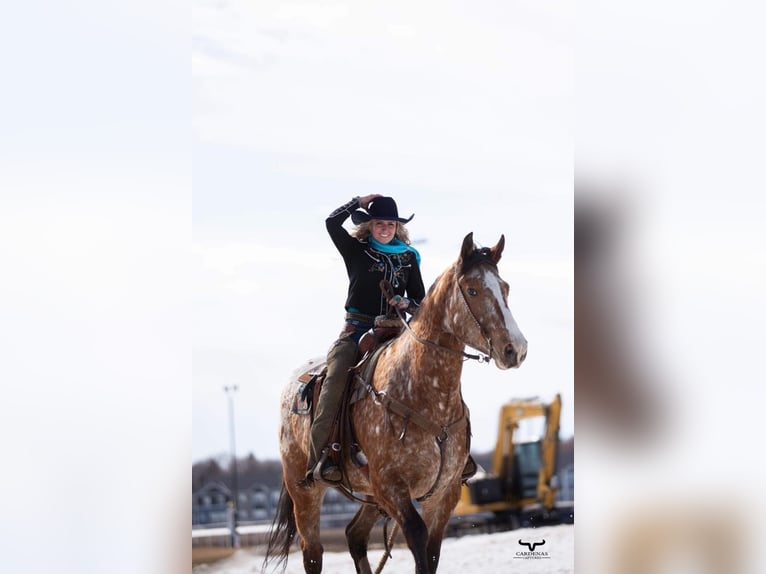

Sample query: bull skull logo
[518,539,546,552]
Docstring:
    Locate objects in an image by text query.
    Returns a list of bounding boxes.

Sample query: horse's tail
[263,481,297,572]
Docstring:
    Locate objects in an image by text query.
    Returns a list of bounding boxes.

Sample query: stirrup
[311,449,342,484]
[318,460,342,483]
[461,454,478,482]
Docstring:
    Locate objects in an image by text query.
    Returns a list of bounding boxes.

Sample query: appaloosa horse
[265,233,527,574]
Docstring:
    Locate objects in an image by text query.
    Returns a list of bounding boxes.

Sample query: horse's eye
[467,288,478,296]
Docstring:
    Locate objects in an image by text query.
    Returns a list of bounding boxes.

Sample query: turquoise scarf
[369,237,421,265]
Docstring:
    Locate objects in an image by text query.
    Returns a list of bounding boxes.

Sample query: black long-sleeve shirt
[326,198,425,318]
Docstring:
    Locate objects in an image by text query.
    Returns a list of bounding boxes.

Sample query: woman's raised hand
[359,194,382,209]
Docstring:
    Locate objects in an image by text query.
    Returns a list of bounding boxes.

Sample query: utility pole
[223,385,240,548]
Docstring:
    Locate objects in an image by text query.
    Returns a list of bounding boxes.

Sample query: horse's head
[451,232,528,370]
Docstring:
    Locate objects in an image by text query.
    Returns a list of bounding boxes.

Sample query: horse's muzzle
[503,342,527,368]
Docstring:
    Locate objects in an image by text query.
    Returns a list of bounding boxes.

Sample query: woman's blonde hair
[352,220,412,244]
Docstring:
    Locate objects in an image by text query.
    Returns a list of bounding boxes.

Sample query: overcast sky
[192,0,573,462]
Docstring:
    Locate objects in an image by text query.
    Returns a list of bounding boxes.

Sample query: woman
[306,194,425,483]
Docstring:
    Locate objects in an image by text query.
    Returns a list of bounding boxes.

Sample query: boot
[304,337,358,484]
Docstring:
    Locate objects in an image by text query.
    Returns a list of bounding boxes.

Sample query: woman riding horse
[305,195,425,483]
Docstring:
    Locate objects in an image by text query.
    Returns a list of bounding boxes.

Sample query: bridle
[380,276,493,363]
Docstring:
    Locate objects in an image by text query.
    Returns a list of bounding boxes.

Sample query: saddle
[357,320,401,357]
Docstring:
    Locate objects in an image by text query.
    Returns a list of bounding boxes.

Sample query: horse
[265,232,528,574]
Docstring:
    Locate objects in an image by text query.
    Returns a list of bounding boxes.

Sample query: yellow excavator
[450,393,571,533]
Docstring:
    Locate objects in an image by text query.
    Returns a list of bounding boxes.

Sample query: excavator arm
[537,393,561,509]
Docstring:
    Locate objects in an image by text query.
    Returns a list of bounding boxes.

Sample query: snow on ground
[194,524,573,573]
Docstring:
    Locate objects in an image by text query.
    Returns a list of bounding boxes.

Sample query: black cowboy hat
[351,196,414,225]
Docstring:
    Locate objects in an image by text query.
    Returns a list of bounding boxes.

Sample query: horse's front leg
[374,484,430,573]
[345,504,382,574]
[396,502,430,574]
[421,485,463,573]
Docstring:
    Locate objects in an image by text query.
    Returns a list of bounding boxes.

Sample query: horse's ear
[491,234,505,263]
[460,232,475,262]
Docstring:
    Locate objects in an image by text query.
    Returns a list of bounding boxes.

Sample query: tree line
[192,452,283,492]
[192,437,573,493]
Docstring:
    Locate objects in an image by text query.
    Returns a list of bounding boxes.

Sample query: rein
[379,279,491,363]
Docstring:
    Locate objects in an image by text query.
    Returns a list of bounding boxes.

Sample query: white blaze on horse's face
[461,264,528,370]
[453,233,528,370]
